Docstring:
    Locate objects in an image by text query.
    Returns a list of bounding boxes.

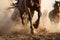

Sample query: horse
[12,0,41,34]
[16,0,31,25]
[49,1,60,24]
[25,0,42,34]
[26,0,41,29]
[11,0,34,34]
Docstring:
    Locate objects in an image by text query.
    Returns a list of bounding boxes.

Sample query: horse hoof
[33,23,38,29]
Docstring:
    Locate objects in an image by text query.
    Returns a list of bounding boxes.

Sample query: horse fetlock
[33,20,39,29]
[30,28,34,34]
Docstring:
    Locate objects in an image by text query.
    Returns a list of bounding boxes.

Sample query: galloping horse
[12,0,41,34]
[15,0,31,25]
[26,0,41,29]
[49,1,60,24]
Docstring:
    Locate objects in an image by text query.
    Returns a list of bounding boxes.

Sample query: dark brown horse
[49,1,60,24]
[12,0,41,34]
[26,0,41,29]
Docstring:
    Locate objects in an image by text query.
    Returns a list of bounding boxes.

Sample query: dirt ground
[0,33,60,40]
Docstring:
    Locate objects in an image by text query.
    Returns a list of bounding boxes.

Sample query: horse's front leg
[33,8,41,28]
[30,9,34,17]
[28,11,34,34]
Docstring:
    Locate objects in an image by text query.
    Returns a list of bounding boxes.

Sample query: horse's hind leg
[33,8,41,28]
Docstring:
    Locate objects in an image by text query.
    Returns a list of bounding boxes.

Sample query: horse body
[26,0,41,29]
[49,1,60,24]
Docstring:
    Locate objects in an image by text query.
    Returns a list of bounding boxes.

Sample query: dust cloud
[0,0,60,35]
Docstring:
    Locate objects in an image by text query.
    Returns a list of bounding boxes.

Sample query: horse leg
[30,9,34,17]
[33,8,41,28]
[27,11,34,34]
[21,17,24,25]
[19,11,25,25]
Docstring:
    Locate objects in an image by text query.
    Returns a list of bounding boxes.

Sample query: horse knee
[37,9,41,17]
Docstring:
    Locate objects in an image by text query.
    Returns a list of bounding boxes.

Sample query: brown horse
[15,0,31,25]
[12,0,41,34]
[49,1,60,24]
[26,0,42,34]
[26,0,41,29]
